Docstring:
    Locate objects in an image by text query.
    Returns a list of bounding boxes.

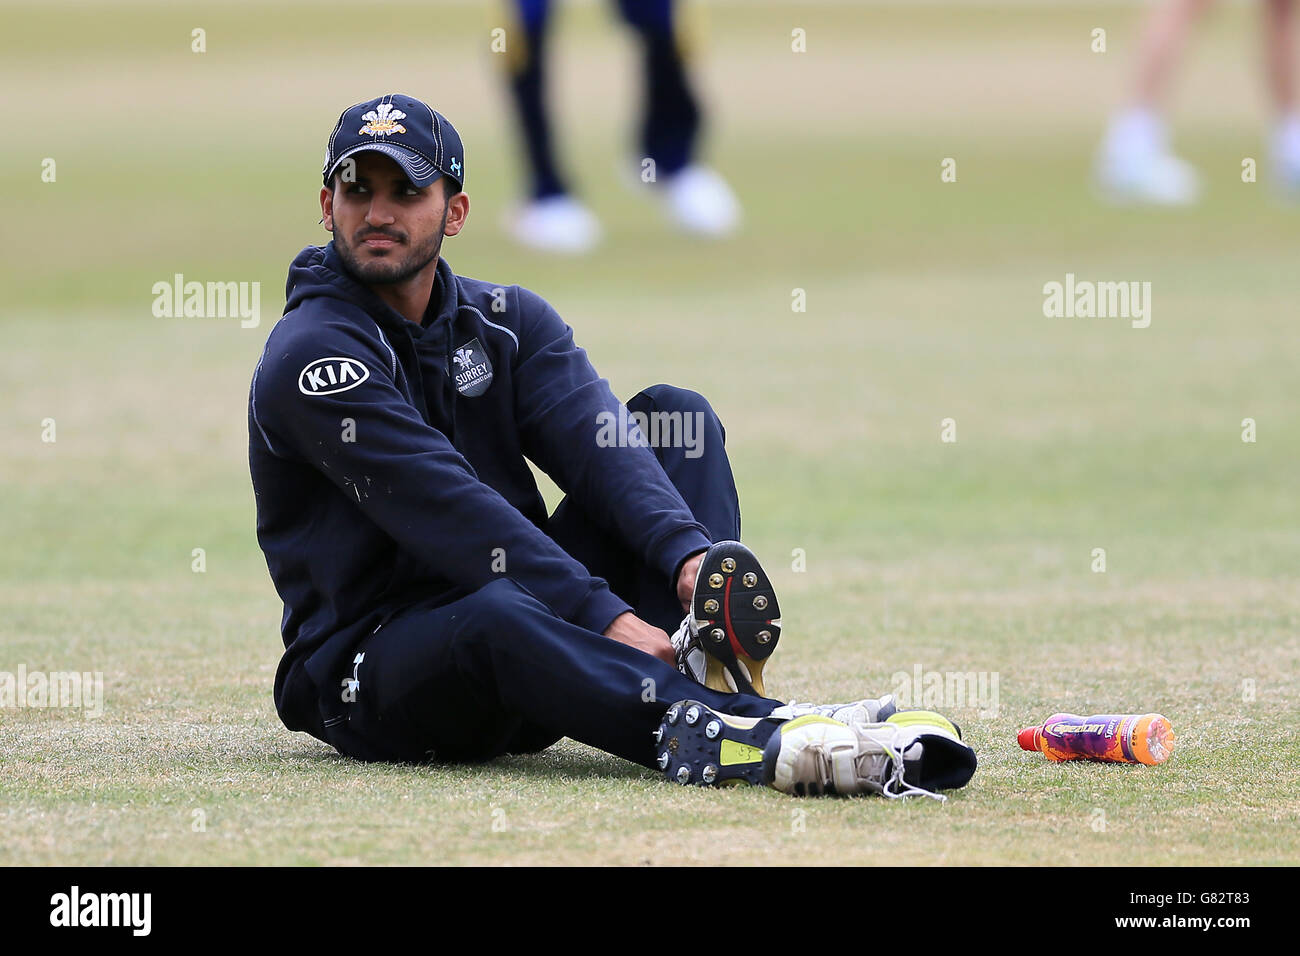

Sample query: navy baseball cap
[322,94,465,191]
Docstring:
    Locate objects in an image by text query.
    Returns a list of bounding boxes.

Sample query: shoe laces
[789,721,945,801]
[867,727,947,803]
[669,616,694,667]
[672,616,717,687]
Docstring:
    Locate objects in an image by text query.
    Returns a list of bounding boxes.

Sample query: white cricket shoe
[661,164,741,237]
[764,710,975,800]
[1095,109,1201,206]
[504,195,602,253]
[1273,115,1300,196]
[1096,151,1202,206]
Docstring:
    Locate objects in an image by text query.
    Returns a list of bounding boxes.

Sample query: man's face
[320,152,459,287]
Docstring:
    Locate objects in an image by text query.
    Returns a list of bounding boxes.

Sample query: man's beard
[334,206,448,286]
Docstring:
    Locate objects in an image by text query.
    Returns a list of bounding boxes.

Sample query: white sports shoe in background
[1273,113,1300,196]
[661,164,741,237]
[1095,108,1201,206]
[504,195,602,253]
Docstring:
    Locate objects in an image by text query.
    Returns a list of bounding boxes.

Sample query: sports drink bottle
[1017,712,1174,765]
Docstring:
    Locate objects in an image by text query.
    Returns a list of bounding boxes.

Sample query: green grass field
[2,0,1297,865]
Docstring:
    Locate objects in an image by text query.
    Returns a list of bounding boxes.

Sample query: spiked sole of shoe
[653,700,774,788]
[691,541,780,697]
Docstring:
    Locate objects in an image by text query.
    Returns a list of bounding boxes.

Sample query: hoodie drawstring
[443,311,459,444]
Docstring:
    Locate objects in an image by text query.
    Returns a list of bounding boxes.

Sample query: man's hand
[604,612,675,666]
[676,551,704,612]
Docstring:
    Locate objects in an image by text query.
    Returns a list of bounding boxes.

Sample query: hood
[283,242,460,336]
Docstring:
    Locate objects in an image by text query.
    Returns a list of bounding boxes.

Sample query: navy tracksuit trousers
[322,385,782,768]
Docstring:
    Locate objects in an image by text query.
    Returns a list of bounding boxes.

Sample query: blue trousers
[322,385,781,768]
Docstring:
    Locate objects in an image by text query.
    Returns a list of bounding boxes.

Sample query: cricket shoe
[1095,150,1201,206]
[654,701,976,800]
[672,540,780,697]
[621,159,741,237]
[1273,115,1300,197]
[653,700,778,788]
[764,709,975,800]
[661,165,741,237]
[1094,110,1201,206]
[503,194,602,253]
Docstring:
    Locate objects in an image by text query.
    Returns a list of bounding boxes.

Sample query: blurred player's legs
[501,0,602,252]
[1096,0,1214,205]
[501,0,740,250]
[1097,0,1300,202]
[505,0,567,202]
[615,0,740,236]
[616,0,700,180]
[1265,0,1300,189]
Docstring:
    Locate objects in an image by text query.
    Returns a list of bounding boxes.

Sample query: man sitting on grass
[248,94,977,799]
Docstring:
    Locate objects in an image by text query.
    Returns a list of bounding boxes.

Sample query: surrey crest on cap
[322,94,465,191]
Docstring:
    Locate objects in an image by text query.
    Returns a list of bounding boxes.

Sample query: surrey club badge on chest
[451,338,493,397]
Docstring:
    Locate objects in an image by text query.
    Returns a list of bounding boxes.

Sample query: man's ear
[320,186,334,231]
[444,191,470,238]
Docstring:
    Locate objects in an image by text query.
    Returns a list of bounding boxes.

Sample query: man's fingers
[647,628,675,667]
[605,615,677,666]
[676,552,704,611]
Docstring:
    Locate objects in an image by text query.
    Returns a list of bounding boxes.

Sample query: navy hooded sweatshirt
[249,243,713,738]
